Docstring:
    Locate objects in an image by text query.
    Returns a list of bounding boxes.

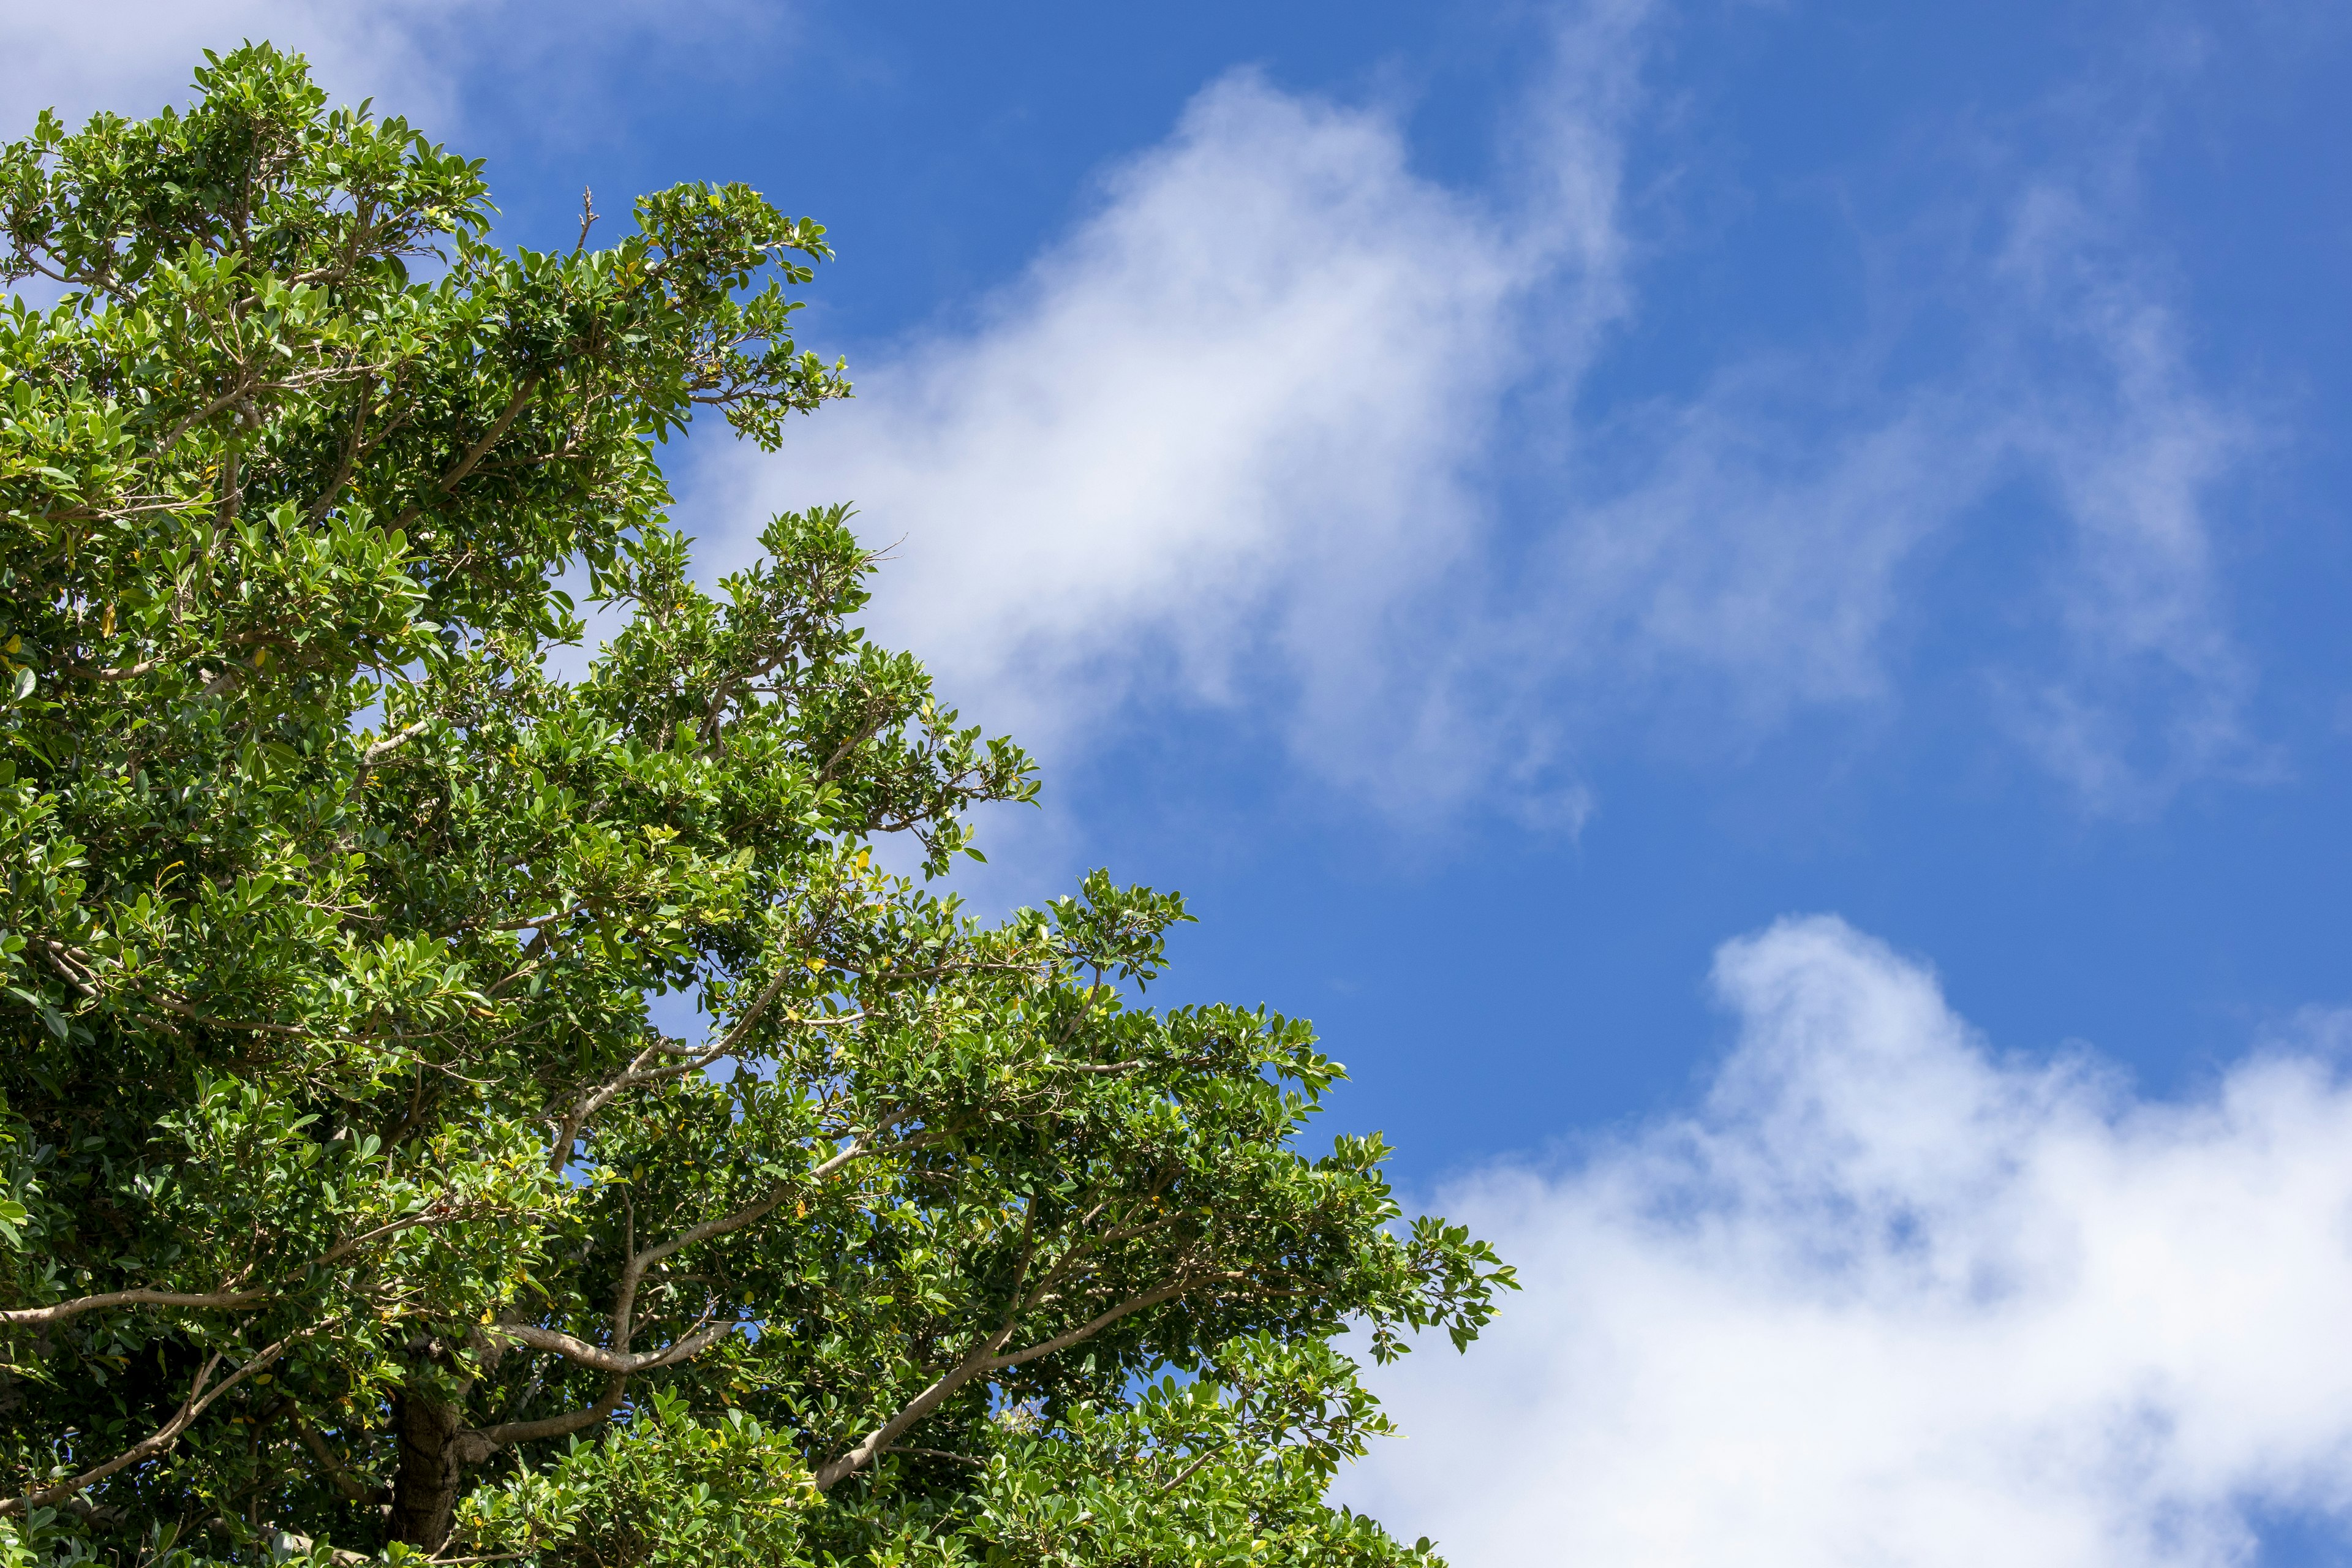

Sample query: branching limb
[986,1280,1191,1376]
[811,1330,1015,1492]
[435,379,540,494]
[0,1335,294,1517]
[466,1374,626,1451]
[812,1277,1192,1492]
[362,719,431,765]
[290,1408,381,1504]
[544,965,797,1173]
[2,1200,454,1329]
[303,388,372,524]
[494,1313,737,1376]
[61,657,168,684]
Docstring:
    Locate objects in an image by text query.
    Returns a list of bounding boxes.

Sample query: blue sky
[12,2,2352,1562]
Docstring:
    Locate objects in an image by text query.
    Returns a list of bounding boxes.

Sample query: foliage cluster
[0,47,1510,1565]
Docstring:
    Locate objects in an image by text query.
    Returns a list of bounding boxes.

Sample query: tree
[0,46,1512,1566]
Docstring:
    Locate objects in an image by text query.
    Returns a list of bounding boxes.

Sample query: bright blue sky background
[12,2,2352,1561]
[440,0,2352,1176]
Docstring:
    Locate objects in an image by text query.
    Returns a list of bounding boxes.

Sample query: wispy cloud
[1341,915,2352,1566]
[1986,173,2269,808]
[4,1,485,127]
[9,2,2272,817]
[706,1,2266,820]
[0,0,781,134]
[704,9,1653,821]
[707,59,1591,813]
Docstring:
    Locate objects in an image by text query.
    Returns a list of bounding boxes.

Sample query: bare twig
[492,1312,737,1376]
[61,657,167,683]
[3,1201,454,1330]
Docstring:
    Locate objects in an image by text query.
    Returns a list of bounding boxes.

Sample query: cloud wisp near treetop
[0,45,1511,1563]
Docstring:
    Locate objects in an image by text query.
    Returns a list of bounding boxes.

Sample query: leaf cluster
[0,46,1513,1568]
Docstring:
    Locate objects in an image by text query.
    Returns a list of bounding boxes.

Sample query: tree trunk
[388,1390,466,1550]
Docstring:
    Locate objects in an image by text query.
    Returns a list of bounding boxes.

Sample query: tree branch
[362,718,431,764]
[303,388,372,524]
[0,1335,293,1517]
[2,1201,452,1329]
[290,1408,380,1504]
[466,1374,626,1450]
[545,964,799,1174]
[435,379,540,494]
[812,1277,1193,1492]
[61,656,167,683]
[493,1314,737,1376]
[985,1280,1190,1375]
[812,1330,1013,1491]
[0,1287,265,1330]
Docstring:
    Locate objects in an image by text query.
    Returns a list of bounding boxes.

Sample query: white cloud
[1988,179,2268,808]
[1341,916,2352,1567]
[2,1,493,129]
[698,1,2266,820]
[705,9,1664,816]
[0,0,776,135]
[9,1,2269,815]
[709,62,1572,810]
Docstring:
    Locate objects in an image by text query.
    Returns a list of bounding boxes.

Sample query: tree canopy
[0,46,1512,1566]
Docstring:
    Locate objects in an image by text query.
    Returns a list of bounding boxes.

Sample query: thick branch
[467,1374,626,1450]
[291,1409,379,1503]
[0,1287,265,1330]
[494,1316,737,1376]
[362,719,431,764]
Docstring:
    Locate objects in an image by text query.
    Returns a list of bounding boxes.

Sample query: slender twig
[492,1311,736,1376]
[3,1201,455,1329]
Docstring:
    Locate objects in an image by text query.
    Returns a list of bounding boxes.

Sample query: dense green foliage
[0,47,1511,1565]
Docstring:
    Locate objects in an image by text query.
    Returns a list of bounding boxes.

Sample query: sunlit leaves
[0,42,1507,1568]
